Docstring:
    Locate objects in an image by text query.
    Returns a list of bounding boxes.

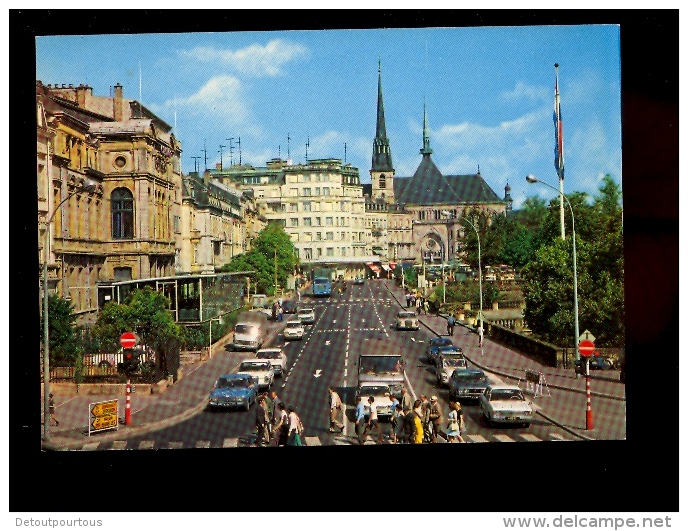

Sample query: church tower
[370,60,395,202]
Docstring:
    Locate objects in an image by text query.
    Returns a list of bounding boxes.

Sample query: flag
[553,65,565,180]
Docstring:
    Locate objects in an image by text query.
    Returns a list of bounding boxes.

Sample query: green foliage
[40,295,82,366]
[219,222,298,296]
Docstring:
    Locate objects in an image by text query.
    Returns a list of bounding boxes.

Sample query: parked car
[281,299,299,314]
[590,355,616,370]
[355,383,395,421]
[479,384,533,427]
[353,277,365,285]
[395,310,420,330]
[448,368,489,402]
[207,373,257,411]
[298,307,316,324]
[283,319,305,341]
[255,348,288,377]
[232,311,269,352]
[426,337,455,365]
[435,354,468,387]
[238,360,274,391]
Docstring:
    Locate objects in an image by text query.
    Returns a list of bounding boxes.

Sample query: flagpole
[555,63,565,240]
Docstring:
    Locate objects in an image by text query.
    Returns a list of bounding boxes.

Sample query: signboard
[418,274,426,288]
[120,332,137,349]
[578,339,595,358]
[579,330,596,343]
[88,399,119,436]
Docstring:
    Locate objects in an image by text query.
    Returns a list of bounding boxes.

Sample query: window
[173,215,181,234]
[316,248,322,258]
[304,232,312,242]
[303,175,311,182]
[326,232,333,240]
[315,217,321,226]
[379,174,386,188]
[303,188,312,196]
[290,218,299,227]
[111,188,134,239]
[315,187,321,196]
[304,217,312,226]
[325,217,333,226]
[316,232,322,241]
[305,248,312,260]
[326,248,334,257]
[323,187,330,196]
[289,203,298,212]
[303,201,312,212]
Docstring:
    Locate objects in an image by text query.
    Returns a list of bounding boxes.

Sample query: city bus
[312,275,332,297]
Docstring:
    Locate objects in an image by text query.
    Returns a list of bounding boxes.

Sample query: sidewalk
[383,280,626,441]
[42,311,290,450]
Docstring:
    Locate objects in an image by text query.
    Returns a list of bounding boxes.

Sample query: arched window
[111,187,134,239]
[379,174,386,189]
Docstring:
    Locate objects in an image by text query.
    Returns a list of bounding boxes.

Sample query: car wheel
[244,400,250,412]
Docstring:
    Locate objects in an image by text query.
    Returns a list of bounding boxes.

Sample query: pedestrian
[423,299,430,315]
[48,393,59,426]
[254,396,269,447]
[271,301,278,321]
[328,387,345,432]
[362,396,384,444]
[412,401,424,444]
[428,396,444,443]
[390,402,402,444]
[354,395,367,445]
[273,402,289,446]
[263,392,274,441]
[420,394,432,442]
[278,304,284,322]
[287,406,304,446]
[405,291,411,308]
[270,390,281,425]
[416,296,423,315]
[446,314,456,336]
[402,405,417,444]
[446,401,465,443]
[400,387,413,414]
[478,323,484,348]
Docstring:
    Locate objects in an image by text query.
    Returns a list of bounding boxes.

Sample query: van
[232,311,269,352]
[356,352,406,398]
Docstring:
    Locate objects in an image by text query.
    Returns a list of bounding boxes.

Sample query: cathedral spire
[420,98,433,156]
[371,59,393,171]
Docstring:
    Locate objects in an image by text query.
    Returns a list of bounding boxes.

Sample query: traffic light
[119,348,140,376]
[574,358,588,376]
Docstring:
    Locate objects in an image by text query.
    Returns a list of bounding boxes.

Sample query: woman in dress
[446,401,465,443]
[413,399,424,444]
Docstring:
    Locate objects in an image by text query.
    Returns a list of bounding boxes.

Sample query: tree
[219,223,298,296]
[40,295,82,367]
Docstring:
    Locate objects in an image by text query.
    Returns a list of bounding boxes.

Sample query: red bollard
[125,379,132,425]
[585,373,594,430]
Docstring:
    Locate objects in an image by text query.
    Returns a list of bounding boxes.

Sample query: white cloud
[178,39,309,77]
[501,81,548,103]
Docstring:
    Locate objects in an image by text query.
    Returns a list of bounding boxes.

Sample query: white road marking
[223,438,238,448]
[139,440,155,450]
[167,441,184,449]
[110,440,127,450]
[304,436,321,446]
[195,440,211,448]
[550,433,569,441]
[519,433,541,442]
[82,442,100,451]
[466,434,489,443]
[494,434,516,442]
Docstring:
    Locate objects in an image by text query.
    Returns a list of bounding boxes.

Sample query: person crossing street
[328,387,345,432]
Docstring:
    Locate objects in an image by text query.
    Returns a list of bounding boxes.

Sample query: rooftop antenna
[226,138,234,166]
[237,137,241,165]
[218,145,226,172]
[287,133,291,160]
[278,145,281,159]
[344,142,347,164]
[191,156,201,173]
[202,140,208,170]
[305,135,310,162]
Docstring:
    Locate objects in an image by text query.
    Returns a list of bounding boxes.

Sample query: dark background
[11,9,678,513]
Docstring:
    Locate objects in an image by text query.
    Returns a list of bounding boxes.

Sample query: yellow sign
[91,414,118,430]
[91,401,118,417]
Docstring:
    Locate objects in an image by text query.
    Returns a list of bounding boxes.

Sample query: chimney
[113,83,124,121]
[216,162,222,171]
[76,84,92,108]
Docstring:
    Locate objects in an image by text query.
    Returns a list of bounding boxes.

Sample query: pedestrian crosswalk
[76,430,572,450]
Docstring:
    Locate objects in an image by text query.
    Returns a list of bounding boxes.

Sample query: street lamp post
[42,180,97,441]
[208,317,222,359]
[526,174,580,362]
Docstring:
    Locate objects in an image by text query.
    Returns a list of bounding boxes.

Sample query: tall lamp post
[208,316,222,359]
[42,180,97,441]
[442,211,483,349]
[526,174,579,363]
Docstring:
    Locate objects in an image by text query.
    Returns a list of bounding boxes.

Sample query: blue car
[426,337,455,365]
[207,373,257,412]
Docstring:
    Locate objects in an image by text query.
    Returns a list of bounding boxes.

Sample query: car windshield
[443,358,467,367]
[432,338,453,348]
[397,312,416,318]
[240,362,270,371]
[257,351,280,359]
[359,356,403,374]
[360,385,391,396]
[299,309,314,315]
[491,389,525,401]
[234,324,255,333]
[217,377,249,389]
[286,322,302,328]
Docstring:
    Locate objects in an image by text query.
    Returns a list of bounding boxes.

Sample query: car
[395,310,420,330]
[283,319,305,341]
[281,299,299,314]
[207,373,257,411]
[590,355,616,370]
[237,360,275,390]
[479,384,533,427]
[435,354,468,387]
[353,277,365,285]
[426,337,455,365]
[355,383,395,421]
[297,307,316,324]
[448,368,489,402]
[255,347,288,377]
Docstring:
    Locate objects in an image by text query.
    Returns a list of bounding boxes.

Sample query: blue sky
[36,24,621,209]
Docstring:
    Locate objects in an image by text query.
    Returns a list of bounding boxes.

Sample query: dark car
[281,299,299,314]
[426,337,455,365]
[353,277,365,285]
[448,368,489,402]
[590,355,615,370]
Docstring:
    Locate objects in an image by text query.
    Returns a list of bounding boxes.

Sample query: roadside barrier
[521,369,551,397]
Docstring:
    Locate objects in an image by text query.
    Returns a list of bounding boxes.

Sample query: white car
[479,384,533,427]
[435,355,468,387]
[255,348,288,377]
[283,319,305,341]
[298,307,316,324]
[355,383,395,420]
[238,360,275,390]
[395,311,419,330]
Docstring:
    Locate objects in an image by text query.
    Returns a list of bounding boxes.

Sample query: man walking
[254,396,269,447]
[328,387,345,432]
[354,395,367,445]
[446,314,456,336]
[400,387,413,414]
[362,396,384,444]
[428,396,444,443]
